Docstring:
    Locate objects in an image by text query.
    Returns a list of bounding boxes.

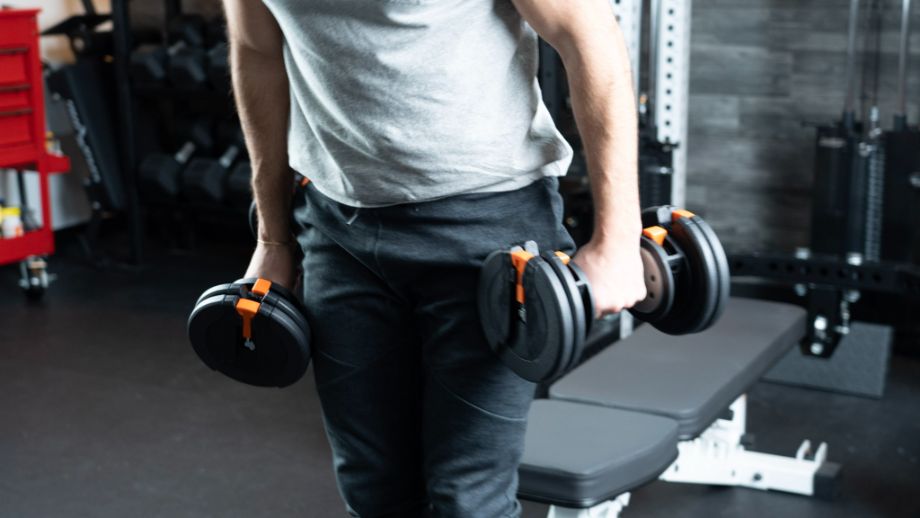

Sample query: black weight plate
[250,299,310,387]
[260,289,312,341]
[196,282,237,307]
[188,293,310,387]
[541,252,585,376]
[687,215,730,331]
[677,217,723,334]
[478,250,514,350]
[565,260,595,336]
[652,216,720,335]
[505,258,573,382]
[198,279,268,309]
[630,236,676,323]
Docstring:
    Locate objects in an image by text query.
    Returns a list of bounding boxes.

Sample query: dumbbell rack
[0,8,71,294]
[109,0,248,262]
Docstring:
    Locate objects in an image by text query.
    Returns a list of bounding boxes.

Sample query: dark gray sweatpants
[293,177,575,518]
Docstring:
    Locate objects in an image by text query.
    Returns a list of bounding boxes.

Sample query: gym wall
[685,0,920,254]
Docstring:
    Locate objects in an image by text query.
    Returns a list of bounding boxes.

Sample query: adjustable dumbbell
[183,123,245,204]
[189,178,312,388]
[139,119,214,202]
[478,206,730,382]
[188,278,311,388]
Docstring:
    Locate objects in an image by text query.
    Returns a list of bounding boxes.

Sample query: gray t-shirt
[261,0,572,207]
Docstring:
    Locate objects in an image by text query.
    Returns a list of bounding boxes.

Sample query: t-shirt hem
[296,166,566,209]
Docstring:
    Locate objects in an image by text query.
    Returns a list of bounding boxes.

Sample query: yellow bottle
[2,207,23,238]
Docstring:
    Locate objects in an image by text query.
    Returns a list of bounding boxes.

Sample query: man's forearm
[558,22,641,246]
[230,39,292,242]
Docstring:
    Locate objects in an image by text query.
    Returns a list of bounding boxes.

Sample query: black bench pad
[549,298,806,439]
[518,400,679,508]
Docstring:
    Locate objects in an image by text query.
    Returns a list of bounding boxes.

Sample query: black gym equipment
[207,42,229,91]
[637,0,675,209]
[129,43,175,85]
[130,41,208,88]
[139,119,214,202]
[46,64,125,213]
[183,124,245,204]
[479,206,729,382]
[204,17,228,48]
[226,160,252,208]
[168,41,208,88]
[129,13,210,89]
[189,178,311,388]
[188,278,311,388]
[732,0,920,357]
[882,0,920,265]
[796,0,879,357]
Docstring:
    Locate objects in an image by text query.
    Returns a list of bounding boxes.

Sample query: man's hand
[244,243,297,291]
[573,239,647,317]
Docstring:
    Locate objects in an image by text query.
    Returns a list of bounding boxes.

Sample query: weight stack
[864,140,884,262]
[881,129,920,264]
[810,123,870,257]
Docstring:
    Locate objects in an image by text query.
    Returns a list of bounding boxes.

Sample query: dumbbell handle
[174,141,197,164]
[167,40,187,56]
[218,145,241,169]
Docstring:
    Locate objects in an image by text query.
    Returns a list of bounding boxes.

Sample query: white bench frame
[660,394,834,496]
[541,395,837,518]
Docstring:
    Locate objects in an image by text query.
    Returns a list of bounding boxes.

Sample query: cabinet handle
[0,108,32,117]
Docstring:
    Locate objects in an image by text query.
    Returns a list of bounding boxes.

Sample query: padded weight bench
[519,298,841,517]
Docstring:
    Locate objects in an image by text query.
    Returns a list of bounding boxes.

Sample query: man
[225,0,645,515]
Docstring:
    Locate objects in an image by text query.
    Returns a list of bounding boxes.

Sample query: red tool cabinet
[0,8,71,292]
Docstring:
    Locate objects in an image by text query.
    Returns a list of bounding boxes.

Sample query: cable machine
[732,0,920,362]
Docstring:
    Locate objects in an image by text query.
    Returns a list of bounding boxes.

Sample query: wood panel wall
[686,0,920,253]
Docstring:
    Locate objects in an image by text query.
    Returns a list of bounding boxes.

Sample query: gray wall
[685,0,920,253]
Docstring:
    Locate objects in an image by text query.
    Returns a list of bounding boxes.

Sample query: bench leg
[659,395,841,498]
[546,493,631,518]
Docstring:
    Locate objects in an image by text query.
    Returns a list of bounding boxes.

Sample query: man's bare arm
[512,0,645,313]
[224,0,296,285]
[224,0,292,242]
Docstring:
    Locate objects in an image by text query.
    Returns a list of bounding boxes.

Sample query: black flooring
[1,235,918,518]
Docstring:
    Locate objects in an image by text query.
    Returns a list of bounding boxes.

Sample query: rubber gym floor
[1,233,918,518]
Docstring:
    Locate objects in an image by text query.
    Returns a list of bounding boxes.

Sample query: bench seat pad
[550,298,806,439]
[518,400,679,508]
